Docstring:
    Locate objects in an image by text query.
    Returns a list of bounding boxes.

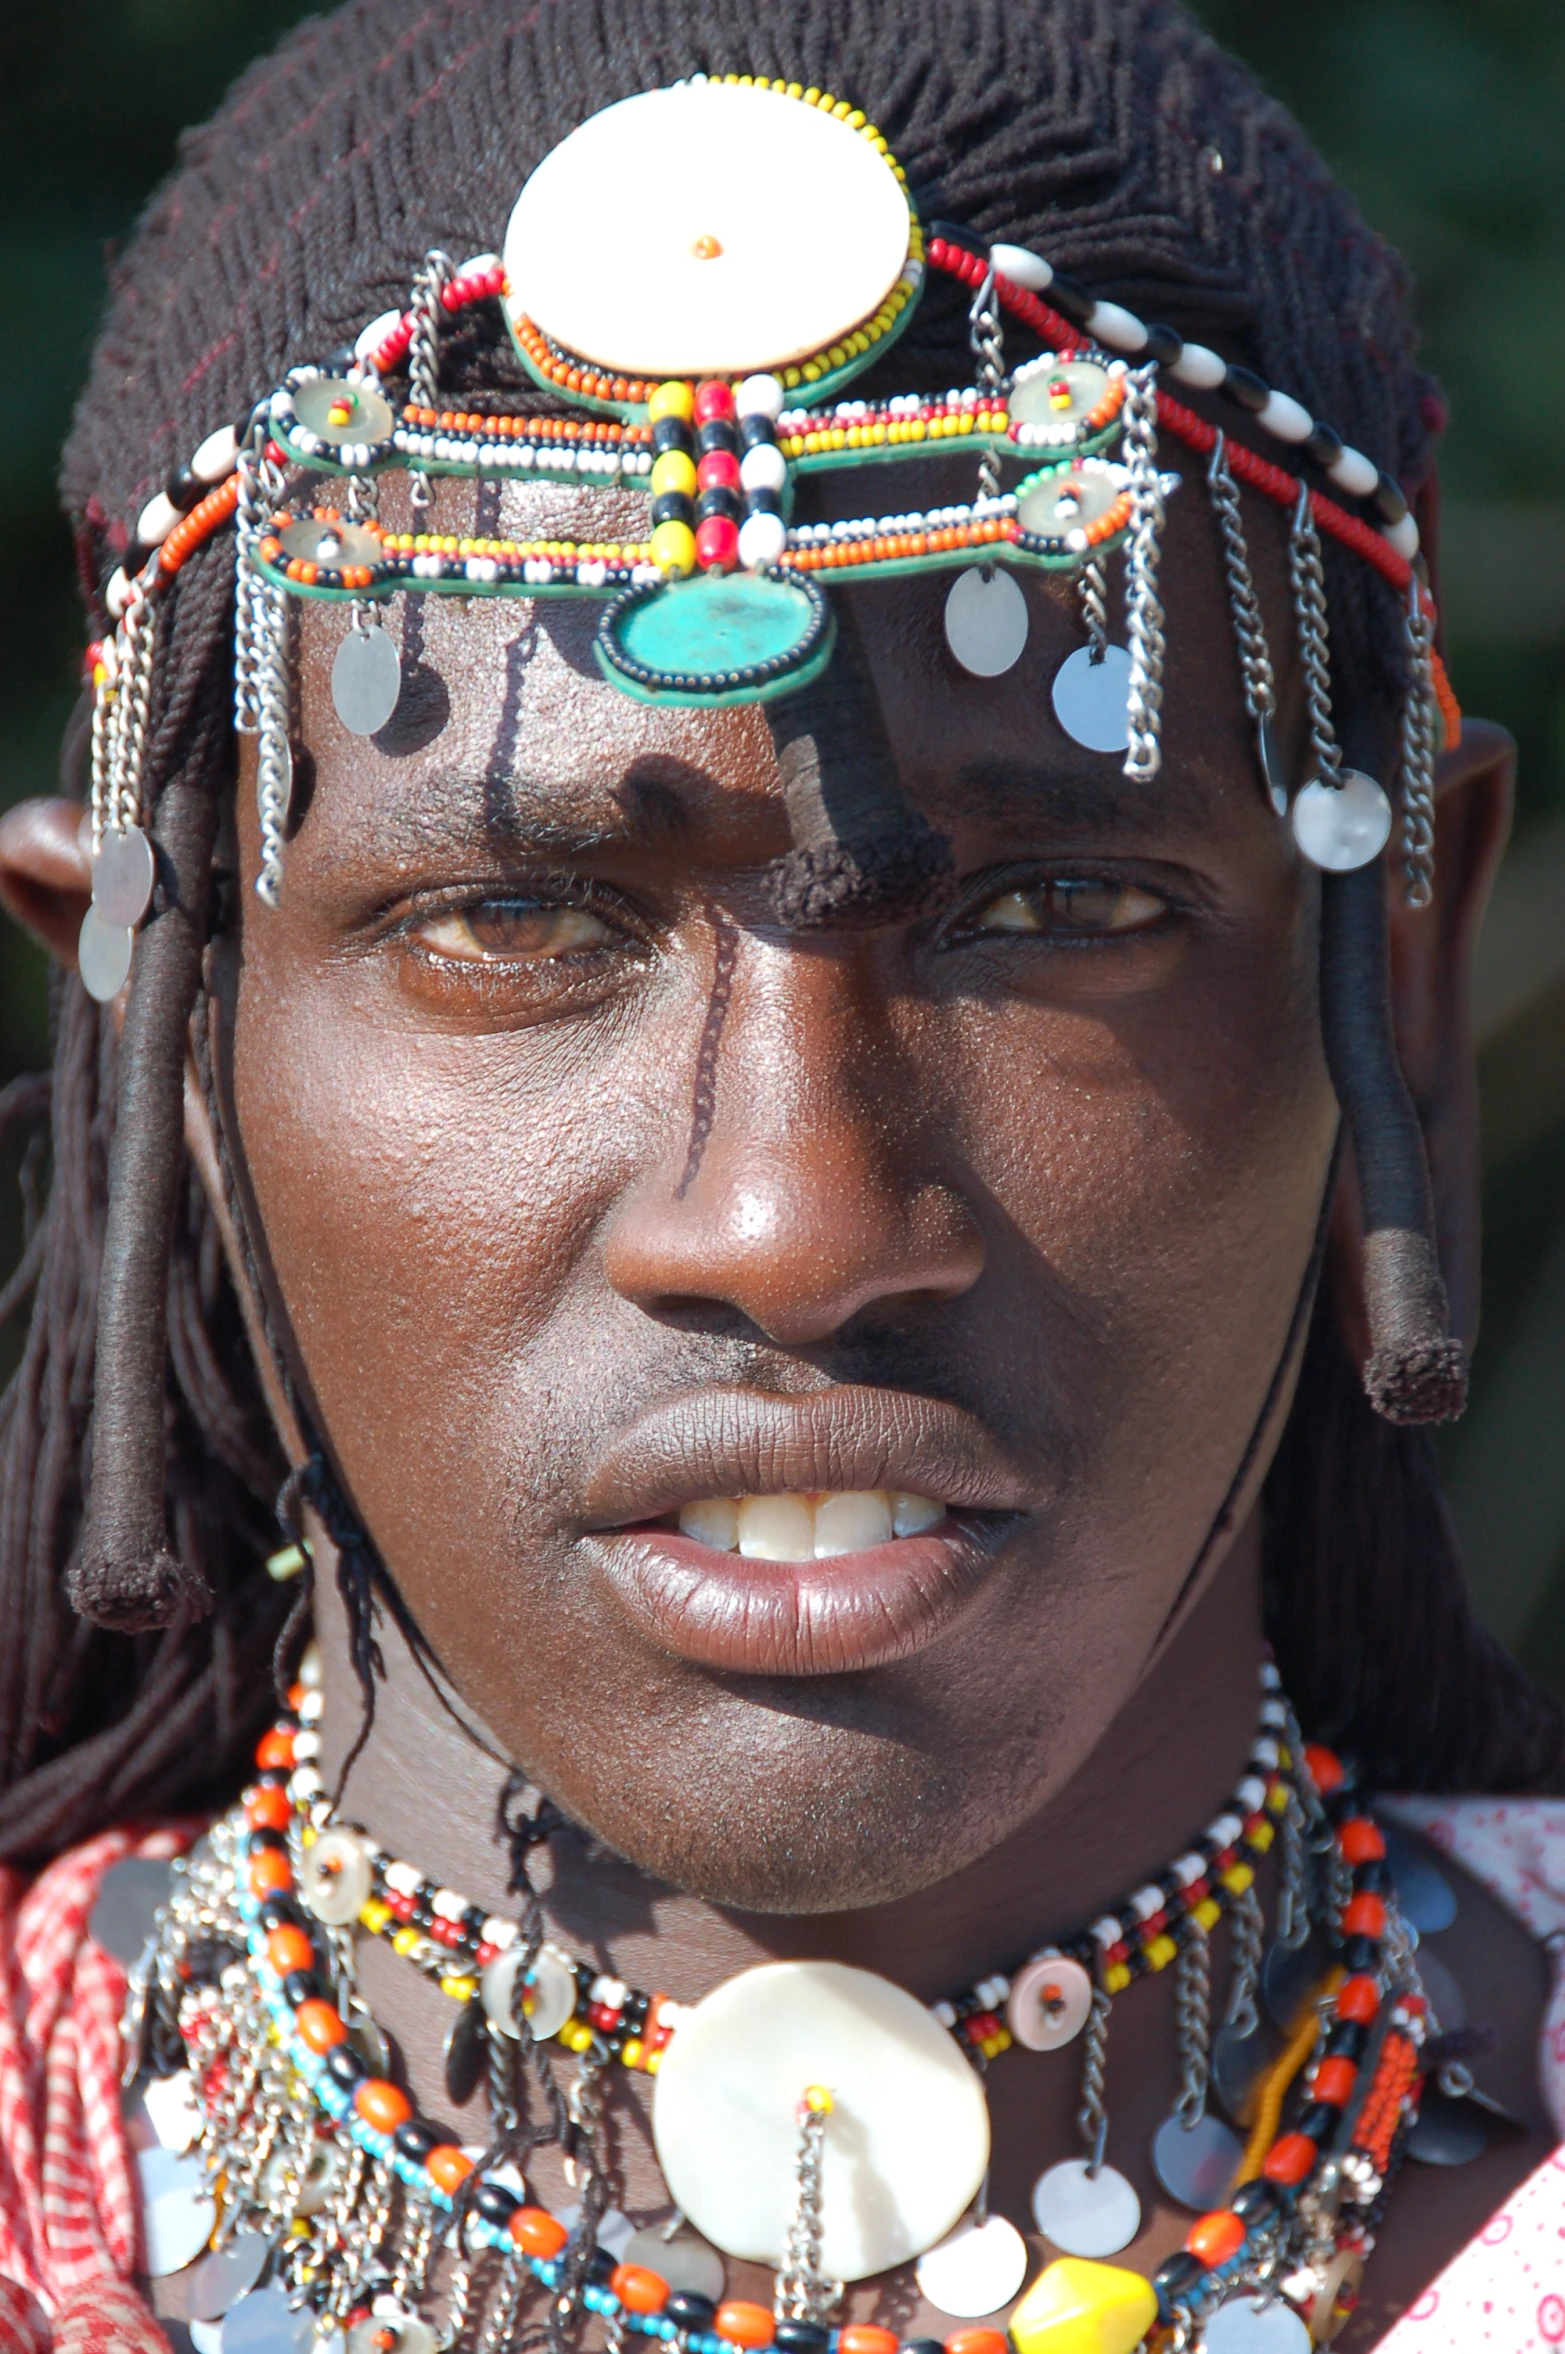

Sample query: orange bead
[1185,2209,1245,2268]
[511,2206,569,2258]
[246,1786,292,1831]
[266,1923,315,1975]
[1303,1743,1344,1795]
[256,1727,296,1770]
[426,2145,474,2193]
[716,2304,775,2349]
[353,2078,412,2134]
[1336,1974,1380,2025]
[1312,2056,1357,2107]
[1342,1892,1387,1940]
[1337,1817,1385,1865]
[609,2266,669,2315]
[287,1681,307,1711]
[250,1850,293,1898]
[944,2332,1008,2354]
[839,2332,899,2354]
[295,1998,347,2052]
[1262,2131,1318,2187]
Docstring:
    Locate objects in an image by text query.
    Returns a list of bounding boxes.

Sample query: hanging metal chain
[968,265,1007,505]
[1288,482,1343,789]
[1076,1985,1114,2176]
[1078,556,1110,662]
[1401,575,1438,909]
[1224,1884,1266,2042]
[1172,1920,1213,2129]
[775,2087,842,2324]
[408,248,456,414]
[1121,365,1166,783]
[253,579,293,908]
[1207,432,1277,734]
[1276,1789,1313,1951]
[234,422,286,736]
[101,590,158,845]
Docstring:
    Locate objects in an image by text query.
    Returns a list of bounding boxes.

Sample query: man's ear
[0,797,92,965]
[1330,716,1515,1367]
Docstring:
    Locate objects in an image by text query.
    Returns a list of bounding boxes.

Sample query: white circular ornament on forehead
[504,83,911,379]
[1291,769,1393,871]
[651,1959,989,2279]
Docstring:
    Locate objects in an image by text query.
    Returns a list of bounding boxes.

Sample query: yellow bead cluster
[380,532,650,565]
[781,406,1008,458]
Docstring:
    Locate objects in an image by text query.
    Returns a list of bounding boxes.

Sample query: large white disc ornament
[1290,770,1393,871]
[505,84,912,380]
[651,1960,989,2280]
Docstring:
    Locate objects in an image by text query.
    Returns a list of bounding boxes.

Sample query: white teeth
[675,1489,944,1559]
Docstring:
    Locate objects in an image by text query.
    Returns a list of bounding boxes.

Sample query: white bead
[105,568,131,619]
[455,250,502,278]
[136,492,180,548]
[652,1959,989,2280]
[1208,1813,1244,1850]
[1129,1885,1164,1920]
[383,1860,420,1897]
[738,511,787,570]
[287,1765,324,1804]
[1252,1736,1280,1768]
[1237,1775,1267,1811]
[988,242,1052,292]
[1086,301,1148,355]
[481,1915,517,1950]
[1327,444,1379,500]
[1385,512,1421,561]
[354,307,405,363]
[1089,1915,1121,1947]
[431,1887,467,1921]
[191,425,238,485]
[1255,389,1313,443]
[298,1640,324,1690]
[1171,342,1226,390]
[735,372,785,421]
[298,1689,324,1724]
[291,1728,320,1761]
[739,442,786,494]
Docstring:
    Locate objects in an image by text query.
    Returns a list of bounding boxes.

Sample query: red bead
[245,1786,292,1832]
[1311,2056,1357,2107]
[1338,1817,1386,1865]
[694,379,736,426]
[1336,1974,1380,2025]
[1304,1743,1345,1795]
[697,449,741,494]
[1185,2209,1245,2268]
[610,2266,670,2315]
[430,1917,462,1947]
[386,1892,416,1923]
[353,2078,412,2133]
[696,515,739,572]
[1262,2131,1319,2186]
[1342,1892,1387,1940]
[256,1727,296,1771]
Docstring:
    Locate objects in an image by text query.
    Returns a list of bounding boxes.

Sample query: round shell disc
[92,823,155,926]
[1290,770,1393,871]
[1051,643,1132,755]
[914,2215,1028,2318]
[505,84,911,380]
[278,518,383,572]
[291,376,395,448]
[1015,464,1123,545]
[1202,2295,1311,2353]
[78,907,135,1006]
[137,2145,217,2276]
[187,2229,275,2322]
[1010,357,1119,446]
[222,2288,317,2354]
[597,570,832,707]
[1006,1952,1094,2052]
[944,565,1029,678]
[1030,2158,1140,2259]
[1150,2111,1245,2211]
[651,1958,990,2280]
[332,624,402,736]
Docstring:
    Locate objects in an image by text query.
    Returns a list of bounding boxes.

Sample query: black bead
[696,418,740,457]
[1153,2250,1203,2320]
[666,2294,718,2331]
[1142,321,1184,368]
[775,2327,829,2354]
[652,416,695,458]
[1304,419,1345,471]
[740,412,778,451]
[696,487,742,526]
[1340,1934,1380,1975]
[743,486,782,519]
[585,2246,617,2287]
[461,1905,487,1940]
[257,1895,304,1930]
[1296,2100,1341,2140]
[1352,1859,1394,1896]
[247,1827,288,1855]
[473,2178,521,2223]
[283,1968,325,2007]
[651,492,696,530]
[1231,2177,1284,2226]
[255,1768,289,1789]
[323,342,359,374]
[1041,269,1094,326]
[393,2118,440,2161]
[117,539,150,583]
[276,1708,300,1729]
[1325,2019,1369,2061]
[410,1898,434,1928]
[325,2042,367,2088]
[1222,364,1270,414]
[165,464,204,514]
[1374,472,1409,525]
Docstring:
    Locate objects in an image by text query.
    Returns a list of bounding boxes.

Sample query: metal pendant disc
[1381,1826,1458,1934]
[1050,643,1132,754]
[137,2145,216,2276]
[622,2225,726,2301]
[915,2215,1029,2318]
[90,1855,174,1965]
[93,824,156,925]
[444,1995,488,2108]
[222,2287,317,2354]
[78,907,135,1006]
[1030,2157,1140,2258]
[188,2230,275,2322]
[1258,716,1288,816]
[944,566,1029,678]
[1407,2089,1488,2166]
[332,623,401,736]
[140,2068,202,2153]
[191,2322,225,2354]
[558,2205,636,2259]
[1291,769,1393,872]
[1416,1948,1467,2031]
[1150,2111,1245,2211]
[1006,1951,1094,2052]
[1261,1938,1326,2035]
[1211,2020,1279,2128]
[1202,2295,1311,2352]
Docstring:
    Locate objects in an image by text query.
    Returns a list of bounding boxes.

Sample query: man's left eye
[414,902,617,961]
[969,879,1168,937]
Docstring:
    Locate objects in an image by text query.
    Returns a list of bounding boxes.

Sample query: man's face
[219,470,1336,1910]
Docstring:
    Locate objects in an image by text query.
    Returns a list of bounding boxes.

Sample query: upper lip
[580,1384,1035,1527]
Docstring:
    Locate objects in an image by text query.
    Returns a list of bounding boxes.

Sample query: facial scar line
[676,917,739,1198]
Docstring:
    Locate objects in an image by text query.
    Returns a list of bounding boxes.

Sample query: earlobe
[0,797,94,966]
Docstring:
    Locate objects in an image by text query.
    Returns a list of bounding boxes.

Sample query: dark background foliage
[3,0,1564,1682]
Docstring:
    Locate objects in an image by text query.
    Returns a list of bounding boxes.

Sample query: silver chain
[1121,365,1166,782]
[408,248,455,413]
[1078,556,1109,662]
[1277,1787,1313,1950]
[1223,1883,1266,2042]
[775,2091,841,2324]
[1400,575,1438,908]
[1288,482,1343,789]
[1207,432,1277,732]
[1076,1984,1113,2175]
[253,578,293,909]
[968,266,1007,504]
[1172,1921,1212,2129]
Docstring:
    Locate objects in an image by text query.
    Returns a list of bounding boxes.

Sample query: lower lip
[585,1516,1011,1677]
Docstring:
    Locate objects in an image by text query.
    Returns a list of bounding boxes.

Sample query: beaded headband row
[79,73,1458,1005]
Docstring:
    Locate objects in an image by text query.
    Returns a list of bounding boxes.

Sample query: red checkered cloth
[0,1825,197,2353]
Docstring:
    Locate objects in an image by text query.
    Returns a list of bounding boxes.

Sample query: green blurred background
[2,1,1564,1684]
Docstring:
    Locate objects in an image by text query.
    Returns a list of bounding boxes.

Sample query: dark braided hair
[1,0,1559,1864]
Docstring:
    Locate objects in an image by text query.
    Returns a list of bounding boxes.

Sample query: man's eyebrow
[365,758,696,862]
[945,756,1219,837]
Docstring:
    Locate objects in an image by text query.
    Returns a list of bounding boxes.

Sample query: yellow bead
[391,1926,420,1955]
[1192,1897,1222,1932]
[560,2017,595,2052]
[441,1975,478,2000]
[650,449,697,498]
[1249,1819,1275,1854]
[647,380,695,426]
[1007,2258,1158,2354]
[803,2084,834,2114]
[620,2037,644,2068]
[645,2047,663,2074]
[649,519,697,577]
[1103,1963,1132,1994]
[1221,1861,1255,1896]
[1268,1779,1291,1813]
[1144,1933,1178,1971]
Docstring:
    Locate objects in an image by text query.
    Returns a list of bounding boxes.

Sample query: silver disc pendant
[78,906,135,1005]
[944,566,1030,678]
[444,1995,488,2107]
[332,622,401,736]
[1406,2088,1488,2166]
[1202,2294,1311,2352]
[1261,1938,1325,2036]
[1291,769,1393,871]
[914,2215,1029,2318]
[222,2287,317,2354]
[1381,1826,1458,1934]
[1051,643,1132,754]
[558,2205,636,2260]
[92,823,156,925]
[188,2230,275,2322]
[1211,2020,1278,2128]
[138,2068,202,2153]
[1416,1948,1466,2030]
[90,1855,173,1965]
[137,2144,216,2276]
[1030,2157,1140,2258]
[1151,2111,1245,2211]
[1258,717,1288,817]
[622,2225,725,2301]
